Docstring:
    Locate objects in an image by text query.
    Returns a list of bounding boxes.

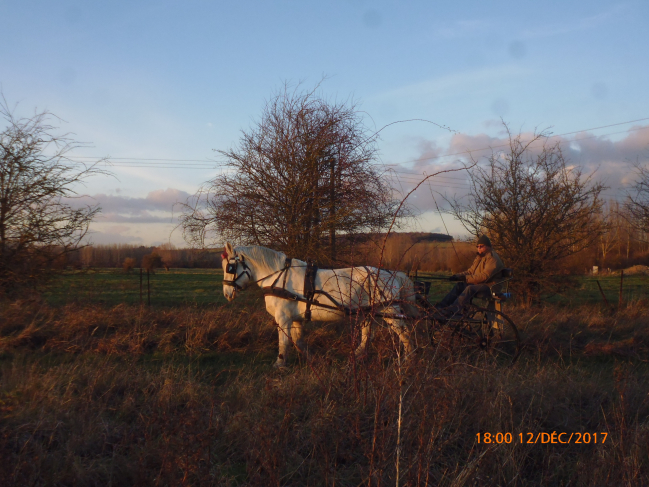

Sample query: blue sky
[1,0,648,245]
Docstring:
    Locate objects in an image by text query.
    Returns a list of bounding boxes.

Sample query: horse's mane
[235,245,304,274]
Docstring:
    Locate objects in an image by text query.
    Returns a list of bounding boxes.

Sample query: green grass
[414,271,649,307]
[562,274,649,306]
[43,268,238,307]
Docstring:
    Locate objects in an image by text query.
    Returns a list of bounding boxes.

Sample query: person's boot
[442,305,462,319]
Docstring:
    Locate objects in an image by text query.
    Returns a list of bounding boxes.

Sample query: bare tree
[180,82,405,265]
[598,200,619,266]
[625,161,649,241]
[0,96,107,294]
[448,125,605,299]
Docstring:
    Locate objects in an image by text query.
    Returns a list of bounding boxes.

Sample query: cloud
[413,139,444,168]
[72,187,190,212]
[393,125,649,213]
[95,213,172,224]
[68,187,193,224]
[85,230,143,245]
[145,188,191,208]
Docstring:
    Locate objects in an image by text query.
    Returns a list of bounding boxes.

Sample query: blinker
[226,262,237,274]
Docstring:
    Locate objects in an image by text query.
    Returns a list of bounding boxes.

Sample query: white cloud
[391,125,649,214]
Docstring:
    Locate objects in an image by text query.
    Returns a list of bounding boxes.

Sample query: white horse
[221,242,419,367]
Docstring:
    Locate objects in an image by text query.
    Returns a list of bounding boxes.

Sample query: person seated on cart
[436,235,505,317]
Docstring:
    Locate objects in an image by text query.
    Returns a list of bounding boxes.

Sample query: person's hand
[449,274,466,282]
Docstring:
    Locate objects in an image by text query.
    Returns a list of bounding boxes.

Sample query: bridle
[222,252,252,291]
[222,251,295,292]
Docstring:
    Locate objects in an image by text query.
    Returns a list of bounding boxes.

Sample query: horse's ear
[225,242,235,257]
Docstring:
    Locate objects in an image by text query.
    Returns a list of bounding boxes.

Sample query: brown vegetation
[122,257,136,272]
[1,299,647,485]
[63,225,649,277]
[67,243,223,269]
[141,252,163,273]
[360,233,475,273]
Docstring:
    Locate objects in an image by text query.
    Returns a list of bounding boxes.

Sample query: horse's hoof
[273,361,287,369]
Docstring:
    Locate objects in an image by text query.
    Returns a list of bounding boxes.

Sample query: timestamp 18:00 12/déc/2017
[476,432,607,444]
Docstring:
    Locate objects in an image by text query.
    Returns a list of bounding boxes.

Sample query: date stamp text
[476,432,608,444]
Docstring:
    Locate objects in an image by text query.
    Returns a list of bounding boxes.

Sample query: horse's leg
[291,321,309,358]
[274,313,292,368]
[354,318,372,359]
[386,312,414,360]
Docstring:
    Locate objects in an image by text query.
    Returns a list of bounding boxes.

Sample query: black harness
[303,260,318,321]
[222,254,252,290]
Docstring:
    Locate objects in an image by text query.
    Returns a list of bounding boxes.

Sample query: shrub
[122,257,136,272]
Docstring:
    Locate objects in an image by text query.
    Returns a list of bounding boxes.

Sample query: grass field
[415,271,649,308]
[1,269,647,485]
[43,268,229,307]
[42,268,649,309]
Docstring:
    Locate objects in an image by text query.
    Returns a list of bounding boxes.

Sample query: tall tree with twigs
[448,124,605,300]
[0,96,107,294]
[625,161,649,243]
[180,82,405,264]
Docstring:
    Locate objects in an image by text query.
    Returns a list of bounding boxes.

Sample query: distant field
[43,268,233,307]
[413,271,649,307]
[43,268,649,309]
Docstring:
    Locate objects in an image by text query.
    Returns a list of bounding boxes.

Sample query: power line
[63,116,649,171]
[69,156,219,163]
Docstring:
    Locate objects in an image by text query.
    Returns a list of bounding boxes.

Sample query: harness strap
[231,255,407,320]
[270,258,292,289]
[261,286,408,318]
[282,258,292,288]
[303,260,318,321]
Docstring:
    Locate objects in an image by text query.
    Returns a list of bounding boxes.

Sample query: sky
[1,0,648,246]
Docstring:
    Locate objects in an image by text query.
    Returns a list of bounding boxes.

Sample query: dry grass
[1,299,648,486]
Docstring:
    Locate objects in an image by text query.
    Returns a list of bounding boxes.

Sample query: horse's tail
[394,271,416,303]
[393,271,422,319]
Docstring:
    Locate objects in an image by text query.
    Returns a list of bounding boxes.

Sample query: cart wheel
[450,305,520,366]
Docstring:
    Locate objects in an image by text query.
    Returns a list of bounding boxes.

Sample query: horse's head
[222,242,252,301]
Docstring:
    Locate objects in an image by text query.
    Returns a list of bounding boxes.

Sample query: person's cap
[477,235,492,247]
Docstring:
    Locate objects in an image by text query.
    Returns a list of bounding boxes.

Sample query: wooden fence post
[595,280,613,312]
[140,268,143,306]
[147,269,151,306]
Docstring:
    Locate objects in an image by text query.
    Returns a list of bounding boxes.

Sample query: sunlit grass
[0,297,648,485]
